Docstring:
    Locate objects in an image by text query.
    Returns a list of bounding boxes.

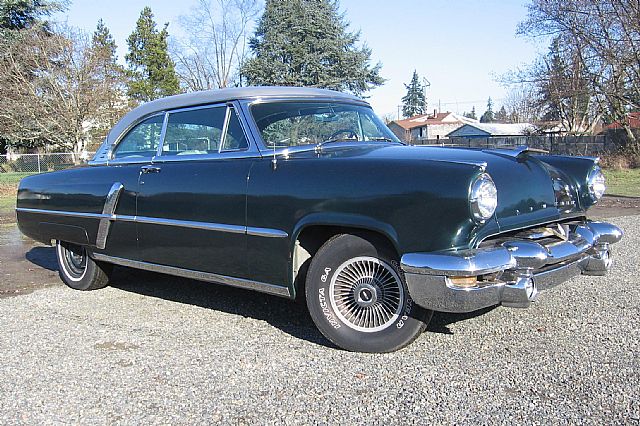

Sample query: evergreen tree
[463,106,477,120]
[401,70,426,118]
[0,0,64,32]
[125,7,180,102]
[91,19,127,142]
[495,105,508,123]
[480,97,494,123]
[242,0,384,96]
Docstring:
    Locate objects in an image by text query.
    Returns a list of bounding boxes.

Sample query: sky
[55,0,545,120]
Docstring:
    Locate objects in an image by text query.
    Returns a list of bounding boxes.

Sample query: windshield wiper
[314,138,357,150]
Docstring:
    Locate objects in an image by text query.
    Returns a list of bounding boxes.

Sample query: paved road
[0,216,638,424]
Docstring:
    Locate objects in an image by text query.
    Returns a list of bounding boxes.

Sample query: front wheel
[56,241,112,290]
[305,234,432,352]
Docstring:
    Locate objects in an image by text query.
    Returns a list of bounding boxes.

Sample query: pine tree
[125,7,180,102]
[401,70,426,118]
[480,97,494,123]
[242,0,384,96]
[463,107,477,120]
[495,105,508,123]
[0,0,64,33]
[91,19,127,143]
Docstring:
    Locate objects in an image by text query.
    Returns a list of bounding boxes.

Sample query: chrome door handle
[141,166,161,174]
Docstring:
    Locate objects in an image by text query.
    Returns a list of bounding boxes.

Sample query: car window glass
[360,113,387,140]
[112,115,164,159]
[221,109,249,151]
[162,107,226,156]
[252,102,399,148]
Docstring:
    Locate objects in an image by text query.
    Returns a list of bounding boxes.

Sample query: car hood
[285,143,586,232]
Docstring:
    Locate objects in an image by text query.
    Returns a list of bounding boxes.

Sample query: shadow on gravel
[108,267,333,348]
[25,246,58,271]
[427,307,496,335]
[21,246,493,343]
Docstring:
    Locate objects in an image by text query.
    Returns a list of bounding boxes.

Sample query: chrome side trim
[15,207,108,220]
[16,208,288,239]
[92,253,291,298]
[132,215,246,234]
[95,182,125,249]
[247,226,289,238]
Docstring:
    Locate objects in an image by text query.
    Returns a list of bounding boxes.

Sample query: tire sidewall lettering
[318,287,341,329]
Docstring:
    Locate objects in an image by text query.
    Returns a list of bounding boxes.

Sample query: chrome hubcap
[62,243,87,278]
[329,256,405,333]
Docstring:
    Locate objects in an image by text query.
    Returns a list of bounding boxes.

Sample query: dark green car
[16,87,623,352]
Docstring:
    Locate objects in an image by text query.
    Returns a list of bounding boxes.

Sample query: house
[603,112,640,130]
[388,111,473,143]
[446,122,536,139]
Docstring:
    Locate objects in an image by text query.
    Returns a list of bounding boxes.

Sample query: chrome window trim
[91,253,291,298]
[152,102,256,161]
[15,207,289,239]
[219,104,232,153]
[150,150,261,164]
[108,112,167,164]
[155,112,170,158]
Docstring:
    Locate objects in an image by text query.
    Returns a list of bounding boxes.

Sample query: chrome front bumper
[400,221,623,313]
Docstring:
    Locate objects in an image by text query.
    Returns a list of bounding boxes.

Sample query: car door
[94,113,166,260]
[135,103,255,278]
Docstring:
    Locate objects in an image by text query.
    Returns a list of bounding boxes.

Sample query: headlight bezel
[587,165,606,202]
[469,172,498,223]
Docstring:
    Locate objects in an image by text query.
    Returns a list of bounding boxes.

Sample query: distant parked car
[16,87,623,352]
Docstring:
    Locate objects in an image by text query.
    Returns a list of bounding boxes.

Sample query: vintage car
[16,87,623,352]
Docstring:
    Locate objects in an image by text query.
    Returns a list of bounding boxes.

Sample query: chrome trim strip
[91,253,291,297]
[155,112,170,158]
[219,105,232,153]
[16,208,288,239]
[133,215,246,234]
[96,182,124,249]
[15,207,108,220]
[247,226,289,238]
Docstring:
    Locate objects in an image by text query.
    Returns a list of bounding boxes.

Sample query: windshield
[250,101,401,148]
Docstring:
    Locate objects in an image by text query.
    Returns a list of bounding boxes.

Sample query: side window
[221,109,249,151]
[162,107,226,156]
[112,115,164,159]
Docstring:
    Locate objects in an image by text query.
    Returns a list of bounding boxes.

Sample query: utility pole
[422,77,431,113]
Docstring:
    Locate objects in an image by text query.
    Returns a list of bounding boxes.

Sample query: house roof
[447,122,535,137]
[604,112,640,130]
[391,112,475,130]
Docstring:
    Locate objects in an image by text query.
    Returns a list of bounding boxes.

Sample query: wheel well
[292,225,399,299]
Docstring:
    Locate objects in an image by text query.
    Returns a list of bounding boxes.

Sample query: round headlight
[470,173,497,222]
[587,166,606,201]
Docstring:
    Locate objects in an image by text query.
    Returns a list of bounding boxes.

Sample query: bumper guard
[400,221,623,313]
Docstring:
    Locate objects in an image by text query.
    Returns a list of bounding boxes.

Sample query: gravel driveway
[0,215,638,425]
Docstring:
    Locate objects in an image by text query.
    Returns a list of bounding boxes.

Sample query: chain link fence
[412,135,613,156]
[0,153,95,174]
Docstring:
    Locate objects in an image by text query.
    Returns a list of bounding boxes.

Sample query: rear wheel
[305,234,432,352]
[56,241,112,290]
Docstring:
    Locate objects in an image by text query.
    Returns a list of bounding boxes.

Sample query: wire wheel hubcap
[329,256,405,333]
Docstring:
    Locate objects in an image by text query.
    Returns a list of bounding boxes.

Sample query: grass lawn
[0,173,31,215]
[603,168,640,197]
[0,195,15,215]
